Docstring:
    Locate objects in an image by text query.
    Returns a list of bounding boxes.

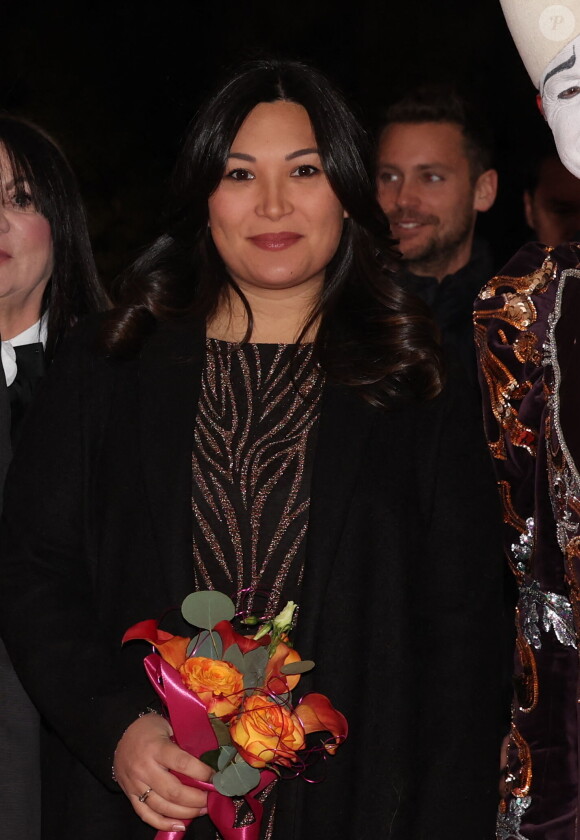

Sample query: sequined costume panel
[475,241,580,839]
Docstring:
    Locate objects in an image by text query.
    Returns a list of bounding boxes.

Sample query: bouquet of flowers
[123,591,347,840]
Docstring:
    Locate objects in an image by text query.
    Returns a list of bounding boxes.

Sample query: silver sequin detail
[511,517,534,575]
[545,268,580,553]
[496,796,531,840]
[511,517,576,648]
[519,578,576,649]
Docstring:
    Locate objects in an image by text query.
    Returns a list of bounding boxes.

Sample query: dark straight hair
[106,59,444,407]
[0,116,108,363]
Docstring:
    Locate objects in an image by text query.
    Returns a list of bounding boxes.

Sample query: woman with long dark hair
[0,61,504,839]
[0,116,107,839]
[0,117,106,363]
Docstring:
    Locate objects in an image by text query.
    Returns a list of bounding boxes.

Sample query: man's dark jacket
[397,240,494,387]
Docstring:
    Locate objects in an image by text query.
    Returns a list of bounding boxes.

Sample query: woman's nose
[256,177,293,220]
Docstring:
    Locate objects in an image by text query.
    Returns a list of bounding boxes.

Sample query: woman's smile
[247,232,303,250]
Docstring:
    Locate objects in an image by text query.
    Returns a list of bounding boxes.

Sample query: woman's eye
[225,168,254,181]
[558,86,580,100]
[291,164,319,177]
[424,173,443,183]
[8,190,34,210]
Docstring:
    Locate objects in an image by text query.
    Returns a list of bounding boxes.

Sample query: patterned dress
[190,338,323,839]
[475,242,580,839]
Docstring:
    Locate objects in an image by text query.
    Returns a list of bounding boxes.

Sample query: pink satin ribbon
[144,653,276,840]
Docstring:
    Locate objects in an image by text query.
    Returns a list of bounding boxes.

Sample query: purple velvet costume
[476,241,580,839]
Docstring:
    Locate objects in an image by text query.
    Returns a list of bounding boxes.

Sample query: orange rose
[179,656,244,718]
[230,695,305,768]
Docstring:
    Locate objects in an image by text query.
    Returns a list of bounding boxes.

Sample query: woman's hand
[113,712,213,832]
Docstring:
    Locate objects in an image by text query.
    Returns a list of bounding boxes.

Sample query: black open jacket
[0,318,505,839]
[397,240,494,389]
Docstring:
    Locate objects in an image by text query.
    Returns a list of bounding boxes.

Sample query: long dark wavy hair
[105,59,444,407]
[0,116,108,363]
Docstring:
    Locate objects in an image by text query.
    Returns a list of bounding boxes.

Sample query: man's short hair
[379,86,494,182]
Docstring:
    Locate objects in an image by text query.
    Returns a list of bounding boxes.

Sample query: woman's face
[0,147,53,312]
[208,100,346,297]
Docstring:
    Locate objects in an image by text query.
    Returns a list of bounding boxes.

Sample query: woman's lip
[248,233,302,250]
[0,250,11,261]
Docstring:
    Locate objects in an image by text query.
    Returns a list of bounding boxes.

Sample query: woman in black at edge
[0,60,505,839]
[0,116,107,840]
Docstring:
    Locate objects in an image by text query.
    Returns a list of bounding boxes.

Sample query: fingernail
[171,825,186,832]
[199,808,208,816]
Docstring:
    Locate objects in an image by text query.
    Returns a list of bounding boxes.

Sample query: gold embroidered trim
[478,255,556,301]
[510,724,533,797]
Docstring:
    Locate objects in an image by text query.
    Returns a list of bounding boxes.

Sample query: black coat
[397,240,494,388]
[0,319,505,840]
[0,349,44,840]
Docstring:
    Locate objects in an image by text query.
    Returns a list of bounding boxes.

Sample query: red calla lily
[122,619,189,670]
[294,693,348,754]
[214,620,269,654]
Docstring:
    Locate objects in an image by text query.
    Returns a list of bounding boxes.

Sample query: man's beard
[390,205,475,278]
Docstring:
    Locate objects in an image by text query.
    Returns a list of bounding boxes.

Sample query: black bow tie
[8,342,45,442]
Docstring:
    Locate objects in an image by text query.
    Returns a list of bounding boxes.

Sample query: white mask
[542,33,580,179]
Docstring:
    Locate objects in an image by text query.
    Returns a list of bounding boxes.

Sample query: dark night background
[0,0,542,286]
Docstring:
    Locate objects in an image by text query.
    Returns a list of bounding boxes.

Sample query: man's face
[541,35,580,180]
[524,155,580,246]
[376,121,494,278]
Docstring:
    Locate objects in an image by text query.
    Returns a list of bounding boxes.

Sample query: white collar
[1,315,48,386]
[9,316,48,348]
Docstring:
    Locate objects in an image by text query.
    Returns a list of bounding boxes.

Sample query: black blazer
[0,319,505,840]
[0,364,12,503]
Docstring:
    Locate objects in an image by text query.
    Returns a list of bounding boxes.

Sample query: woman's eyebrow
[285,147,319,161]
[1,176,26,191]
[227,148,319,162]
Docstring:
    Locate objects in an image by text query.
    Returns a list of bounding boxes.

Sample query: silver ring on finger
[138,786,153,804]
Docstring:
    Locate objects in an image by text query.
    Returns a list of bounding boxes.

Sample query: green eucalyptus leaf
[181,591,235,631]
[269,691,292,708]
[280,659,315,676]
[223,644,244,673]
[243,647,269,668]
[199,748,221,772]
[186,630,223,660]
[242,647,269,693]
[217,745,238,771]
[213,759,261,797]
[210,716,233,747]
